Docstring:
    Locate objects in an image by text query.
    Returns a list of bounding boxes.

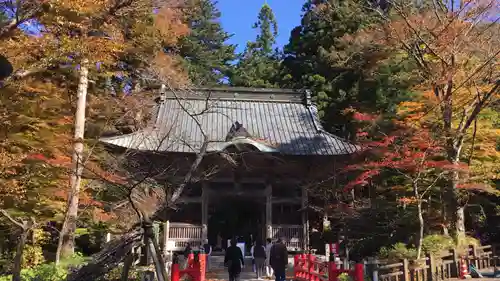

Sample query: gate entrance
[208,195,265,254]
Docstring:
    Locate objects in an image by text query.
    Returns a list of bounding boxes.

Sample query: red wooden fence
[171,253,206,281]
[294,254,364,281]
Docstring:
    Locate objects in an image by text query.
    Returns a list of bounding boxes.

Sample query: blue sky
[216,0,303,53]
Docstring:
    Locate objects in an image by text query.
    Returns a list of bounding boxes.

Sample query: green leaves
[281,0,415,137]
[229,4,280,88]
[177,0,236,86]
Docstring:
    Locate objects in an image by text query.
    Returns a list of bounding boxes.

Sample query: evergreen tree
[281,0,415,138]
[178,0,236,86]
[229,3,280,88]
[0,11,7,23]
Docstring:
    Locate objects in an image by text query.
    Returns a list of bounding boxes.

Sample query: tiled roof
[99,87,359,155]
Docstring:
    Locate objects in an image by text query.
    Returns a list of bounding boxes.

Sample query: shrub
[378,243,417,261]
[100,265,142,281]
[0,253,87,281]
[456,236,480,256]
[422,235,454,255]
[338,272,352,281]
[22,245,45,268]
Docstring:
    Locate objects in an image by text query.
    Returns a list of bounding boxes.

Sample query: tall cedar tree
[178,0,236,86]
[281,0,415,139]
[229,3,280,88]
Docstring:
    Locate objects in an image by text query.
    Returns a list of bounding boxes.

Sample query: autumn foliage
[345,115,468,191]
[0,0,190,229]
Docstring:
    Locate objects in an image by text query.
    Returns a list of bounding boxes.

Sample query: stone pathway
[207,255,294,281]
[207,270,274,281]
[206,267,294,281]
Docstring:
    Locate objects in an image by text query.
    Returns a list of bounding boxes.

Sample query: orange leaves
[92,208,115,222]
[346,113,471,192]
[155,6,190,44]
[85,161,128,185]
[397,197,417,205]
[353,112,377,122]
[97,171,128,185]
[344,170,380,191]
[397,101,426,122]
[345,0,499,98]
[46,155,72,167]
[151,52,189,87]
[50,0,109,15]
[456,183,498,194]
[56,116,73,125]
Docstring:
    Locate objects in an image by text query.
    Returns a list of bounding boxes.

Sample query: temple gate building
[100,86,358,252]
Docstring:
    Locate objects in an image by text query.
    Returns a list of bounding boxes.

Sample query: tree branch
[0,209,25,229]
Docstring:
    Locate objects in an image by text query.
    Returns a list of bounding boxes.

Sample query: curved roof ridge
[100,87,359,156]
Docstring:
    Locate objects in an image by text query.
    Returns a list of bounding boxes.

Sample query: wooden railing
[271,224,304,251]
[367,244,500,281]
[167,223,203,251]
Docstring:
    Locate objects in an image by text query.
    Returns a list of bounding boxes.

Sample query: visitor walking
[251,240,266,279]
[251,241,256,273]
[270,238,288,281]
[216,232,223,251]
[182,243,192,269]
[202,239,212,271]
[265,238,274,278]
[224,238,244,281]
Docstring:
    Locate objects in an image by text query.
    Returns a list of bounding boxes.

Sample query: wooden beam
[272,198,301,204]
[178,197,202,203]
[301,185,309,251]
[171,176,300,185]
[266,183,272,239]
[162,221,170,258]
[201,182,209,241]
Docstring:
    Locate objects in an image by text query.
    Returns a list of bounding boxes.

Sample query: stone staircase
[209,253,254,270]
[207,253,295,280]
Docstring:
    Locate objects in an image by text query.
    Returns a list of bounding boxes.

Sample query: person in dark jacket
[182,243,192,269]
[224,238,244,281]
[270,238,288,281]
[252,240,267,279]
[201,239,212,272]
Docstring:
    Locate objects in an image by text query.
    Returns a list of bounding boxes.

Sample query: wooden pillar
[301,185,309,251]
[162,221,170,258]
[265,183,272,239]
[201,182,209,241]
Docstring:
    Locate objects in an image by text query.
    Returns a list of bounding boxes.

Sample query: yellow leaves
[154,7,189,44]
[398,101,425,114]
[50,0,108,16]
[150,52,189,87]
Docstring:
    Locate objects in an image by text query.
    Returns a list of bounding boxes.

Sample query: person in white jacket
[265,238,274,278]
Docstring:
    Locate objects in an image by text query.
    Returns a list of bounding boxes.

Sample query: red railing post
[328,259,338,281]
[294,255,300,280]
[171,263,180,281]
[353,263,364,281]
[187,253,194,268]
[198,253,206,281]
[308,254,315,281]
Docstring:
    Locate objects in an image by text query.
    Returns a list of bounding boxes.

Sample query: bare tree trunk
[13,229,30,281]
[446,143,466,240]
[416,201,424,259]
[450,169,466,240]
[56,58,89,263]
[414,185,424,259]
[0,210,35,281]
[121,254,134,281]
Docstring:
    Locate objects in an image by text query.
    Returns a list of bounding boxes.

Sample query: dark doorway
[208,196,264,254]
